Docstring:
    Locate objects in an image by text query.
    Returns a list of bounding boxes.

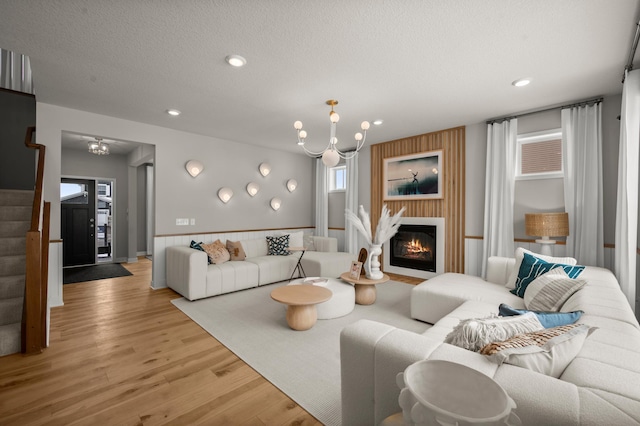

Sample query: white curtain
[615,69,640,312]
[561,103,604,266]
[482,118,518,278]
[345,153,359,254]
[315,158,329,237]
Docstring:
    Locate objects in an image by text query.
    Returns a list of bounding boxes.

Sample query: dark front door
[61,178,96,267]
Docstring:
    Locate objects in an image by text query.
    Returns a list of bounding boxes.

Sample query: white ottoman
[289,277,355,319]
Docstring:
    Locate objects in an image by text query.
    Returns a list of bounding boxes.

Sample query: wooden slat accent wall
[371,126,466,273]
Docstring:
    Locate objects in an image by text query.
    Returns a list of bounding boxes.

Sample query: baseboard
[150,279,167,289]
[136,251,147,256]
[127,257,138,263]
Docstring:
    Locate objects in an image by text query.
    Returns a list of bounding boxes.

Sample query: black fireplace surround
[389,224,437,272]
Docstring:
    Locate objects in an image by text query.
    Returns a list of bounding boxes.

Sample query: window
[60,183,88,204]
[329,165,346,191]
[516,128,563,180]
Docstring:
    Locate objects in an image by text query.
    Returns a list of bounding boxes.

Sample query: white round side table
[395,360,521,425]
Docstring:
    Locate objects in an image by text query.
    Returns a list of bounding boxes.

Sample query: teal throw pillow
[266,235,290,256]
[510,252,584,298]
[190,240,212,264]
[498,303,583,328]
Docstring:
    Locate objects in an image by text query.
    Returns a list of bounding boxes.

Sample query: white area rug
[171,281,430,426]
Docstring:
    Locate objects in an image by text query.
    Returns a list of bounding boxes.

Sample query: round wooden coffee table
[340,272,390,305]
[270,285,332,330]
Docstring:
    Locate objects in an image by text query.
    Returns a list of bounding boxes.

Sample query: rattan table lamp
[525,212,569,256]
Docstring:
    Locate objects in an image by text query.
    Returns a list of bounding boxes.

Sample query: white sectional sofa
[340,256,640,425]
[166,236,354,301]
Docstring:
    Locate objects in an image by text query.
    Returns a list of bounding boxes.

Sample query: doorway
[61,178,115,267]
[61,178,96,267]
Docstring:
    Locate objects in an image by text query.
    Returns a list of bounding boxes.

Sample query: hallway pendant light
[295,99,370,167]
[88,138,110,155]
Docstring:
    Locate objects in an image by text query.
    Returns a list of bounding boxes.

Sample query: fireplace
[383,217,444,279]
[390,225,437,272]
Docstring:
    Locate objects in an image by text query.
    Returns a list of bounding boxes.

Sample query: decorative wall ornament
[246,182,260,197]
[270,197,282,211]
[259,162,271,177]
[345,204,405,279]
[218,187,234,203]
[185,160,204,178]
[286,179,297,192]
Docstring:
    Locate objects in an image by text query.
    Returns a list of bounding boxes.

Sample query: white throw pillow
[506,247,577,290]
[288,231,304,248]
[480,324,593,378]
[444,312,544,352]
[303,234,316,251]
[524,269,586,311]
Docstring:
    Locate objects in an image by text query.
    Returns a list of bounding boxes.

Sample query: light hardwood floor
[0,258,324,425]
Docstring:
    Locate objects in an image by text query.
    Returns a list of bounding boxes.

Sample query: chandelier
[294,100,369,167]
[88,138,110,155]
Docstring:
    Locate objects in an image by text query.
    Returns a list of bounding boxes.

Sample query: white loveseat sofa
[340,256,640,425]
[166,236,354,301]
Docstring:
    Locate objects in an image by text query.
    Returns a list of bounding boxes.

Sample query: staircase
[0,189,32,356]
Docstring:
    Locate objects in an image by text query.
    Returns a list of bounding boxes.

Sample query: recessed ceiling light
[225,55,247,67]
[512,78,531,87]
[373,119,384,126]
[167,109,181,116]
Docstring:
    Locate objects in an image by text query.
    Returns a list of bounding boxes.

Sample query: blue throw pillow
[510,252,585,297]
[499,303,583,328]
[190,240,212,264]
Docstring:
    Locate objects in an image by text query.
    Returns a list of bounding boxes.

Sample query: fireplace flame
[406,238,431,255]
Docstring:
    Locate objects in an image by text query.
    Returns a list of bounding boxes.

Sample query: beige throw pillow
[226,240,246,261]
[524,269,586,311]
[201,240,230,264]
[480,324,593,378]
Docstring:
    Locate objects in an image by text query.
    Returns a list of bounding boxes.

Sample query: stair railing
[22,126,49,354]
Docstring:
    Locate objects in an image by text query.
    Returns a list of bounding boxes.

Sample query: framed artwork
[349,261,363,279]
[383,150,443,200]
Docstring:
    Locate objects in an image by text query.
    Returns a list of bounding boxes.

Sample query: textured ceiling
[1,1,638,154]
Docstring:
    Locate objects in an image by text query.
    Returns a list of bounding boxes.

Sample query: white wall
[602,94,622,244]
[136,165,147,254]
[513,110,564,239]
[328,147,371,233]
[328,191,345,228]
[61,149,129,262]
[37,103,315,238]
[463,94,621,244]
[465,122,486,236]
[37,103,316,291]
